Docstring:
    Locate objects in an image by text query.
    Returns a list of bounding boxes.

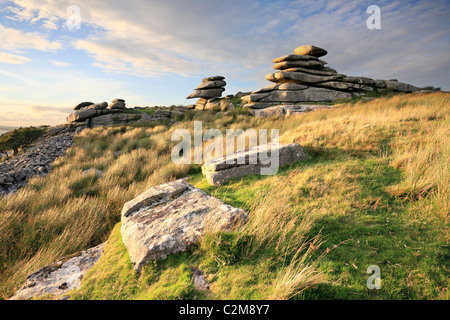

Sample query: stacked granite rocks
[242,45,419,110]
[186,76,227,110]
[67,99,140,133]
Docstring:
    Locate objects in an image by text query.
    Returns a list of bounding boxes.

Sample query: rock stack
[186,76,227,110]
[67,99,140,133]
[242,45,420,110]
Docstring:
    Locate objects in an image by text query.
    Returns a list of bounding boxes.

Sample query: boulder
[282,67,339,76]
[67,107,98,123]
[202,143,308,185]
[108,101,126,110]
[273,60,325,70]
[277,87,349,102]
[73,102,94,110]
[203,76,225,81]
[195,80,227,90]
[186,88,225,99]
[204,99,221,110]
[91,101,108,110]
[265,71,340,84]
[89,113,140,127]
[272,54,319,63]
[10,243,105,300]
[120,179,247,271]
[344,76,376,85]
[234,91,252,98]
[293,45,328,57]
[245,87,352,105]
[384,80,419,92]
[250,104,331,118]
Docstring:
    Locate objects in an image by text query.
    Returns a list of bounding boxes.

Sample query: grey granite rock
[202,143,308,185]
[121,179,247,271]
[10,243,105,300]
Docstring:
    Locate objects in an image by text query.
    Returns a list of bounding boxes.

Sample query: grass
[0,92,449,300]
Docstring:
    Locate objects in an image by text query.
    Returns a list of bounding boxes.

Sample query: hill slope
[1,92,449,300]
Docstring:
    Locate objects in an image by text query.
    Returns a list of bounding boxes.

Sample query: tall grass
[1,92,448,299]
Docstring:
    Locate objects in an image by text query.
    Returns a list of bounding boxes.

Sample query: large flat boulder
[273,60,325,70]
[195,80,227,90]
[202,143,308,185]
[265,71,341,84]
[10,243,105,300]
[89,113,140,127]
[247,86,352,104]
[121,180,247,271]
[384,80,419,92]
[186,88,225,99]
[272,54,318,63]
[250,104,331,118]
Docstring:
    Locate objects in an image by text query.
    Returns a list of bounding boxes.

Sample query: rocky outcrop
[67,99,189,132]
[186,76,228,110]
[201,143,308,186]
[243,45,420,110]
[67,99,141,133]
[10,243,105,300]
[0,127,74,196]
[120,179,247,271]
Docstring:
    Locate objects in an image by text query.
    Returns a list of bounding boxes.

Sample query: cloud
[49,60,71,67]
[0,51,31,64]
[0,24,63,52]
[30,105,72,113]
[3,0,450,91]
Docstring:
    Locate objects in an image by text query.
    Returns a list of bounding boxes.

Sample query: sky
[0,0,449,127]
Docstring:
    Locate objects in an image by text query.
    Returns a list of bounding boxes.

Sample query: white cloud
[0,51,31,64]
[49,60,71,67]
[0,24,62,52]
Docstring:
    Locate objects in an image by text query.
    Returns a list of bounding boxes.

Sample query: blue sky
[0,0,449,127]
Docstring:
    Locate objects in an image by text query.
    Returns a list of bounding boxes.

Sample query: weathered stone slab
[283,67,340,76]
[203,76,225,82]
[248,87,352,103]
[293,45,328,57]
[73,102,94,110]
[120,180,247,271]
[89,113,140,127]
[266,71,340,84]
[186,88,225,99]
[272,54,318,63]
[384,80,419,92]
[273,60,325,70]
[195,80,227,90]
[250,105,331,118]
[66,107,97,123]
[344,76,376,85]
[10,243,105,300]
[202,143,308,185]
